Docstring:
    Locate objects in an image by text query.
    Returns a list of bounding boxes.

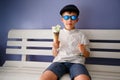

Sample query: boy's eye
[63,16,70,20]
[71,16,77,20]
[63,15,77,20]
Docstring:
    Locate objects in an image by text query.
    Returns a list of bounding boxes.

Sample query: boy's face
[61,12,79,30]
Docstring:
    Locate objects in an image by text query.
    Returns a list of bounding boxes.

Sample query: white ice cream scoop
[52,24,61,33]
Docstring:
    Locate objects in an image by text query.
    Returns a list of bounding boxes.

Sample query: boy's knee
[40,70,57,80]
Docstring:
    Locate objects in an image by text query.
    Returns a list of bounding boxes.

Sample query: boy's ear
[61,18,64,22]
[76,18,79,22]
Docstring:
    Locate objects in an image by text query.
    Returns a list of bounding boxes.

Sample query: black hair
[60,4,80,16]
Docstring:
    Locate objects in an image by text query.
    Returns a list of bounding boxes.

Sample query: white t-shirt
[53,28,90,64]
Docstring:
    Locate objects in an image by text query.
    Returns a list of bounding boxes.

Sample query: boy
[40,4,91,80]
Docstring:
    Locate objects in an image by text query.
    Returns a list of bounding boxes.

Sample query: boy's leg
[70,63,91,80]
[40,62,68,80]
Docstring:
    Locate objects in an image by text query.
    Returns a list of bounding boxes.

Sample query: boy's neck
[65,27,75,31]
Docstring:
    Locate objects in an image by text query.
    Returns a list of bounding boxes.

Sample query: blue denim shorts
[45,62,91,80]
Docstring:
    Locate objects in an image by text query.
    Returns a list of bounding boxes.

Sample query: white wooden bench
[0,29,120,80]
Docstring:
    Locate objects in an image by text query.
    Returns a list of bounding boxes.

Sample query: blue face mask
[62,15,78,20]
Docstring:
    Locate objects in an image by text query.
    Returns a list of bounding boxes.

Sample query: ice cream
[52,24,61,42]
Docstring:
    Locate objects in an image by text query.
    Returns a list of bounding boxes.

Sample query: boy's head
[60,4,80,16]
[60,4,80,30]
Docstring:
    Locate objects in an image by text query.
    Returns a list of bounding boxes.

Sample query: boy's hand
[78,43,85,54]
[78,43,90,57]
[53,41,60,49]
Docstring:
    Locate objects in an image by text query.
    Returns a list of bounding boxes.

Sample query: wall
[0,0,120,66]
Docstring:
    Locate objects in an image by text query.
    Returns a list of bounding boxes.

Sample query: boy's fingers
[78,43,84,47]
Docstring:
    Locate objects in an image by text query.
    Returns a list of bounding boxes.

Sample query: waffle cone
[53,32,59,42]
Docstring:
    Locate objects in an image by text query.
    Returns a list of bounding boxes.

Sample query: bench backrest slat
[90,43,120,49]
[80,30,120,40]
[7,41,52,47]
[8,30,53,39]
[7,41,120,49]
